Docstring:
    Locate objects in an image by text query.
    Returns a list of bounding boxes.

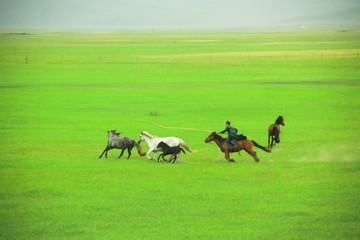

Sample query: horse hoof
[229,159,235,163]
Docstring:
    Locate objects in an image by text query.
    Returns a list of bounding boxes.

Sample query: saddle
[226,135,247,149]
[235,134,247,141]
[227,140,238,149]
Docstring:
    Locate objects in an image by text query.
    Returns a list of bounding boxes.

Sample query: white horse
[138,131,191,160]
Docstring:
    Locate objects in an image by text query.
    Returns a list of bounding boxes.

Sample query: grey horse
[99,129,145,159]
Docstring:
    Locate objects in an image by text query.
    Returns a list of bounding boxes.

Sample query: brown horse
[268,116,285,149]
[204,132,270,163]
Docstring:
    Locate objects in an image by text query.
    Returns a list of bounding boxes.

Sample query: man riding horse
[219,120,246,149]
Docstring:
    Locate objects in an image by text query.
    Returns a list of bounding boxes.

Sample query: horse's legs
[160,153,171,162]
[224,150,235,163]
[118,148,125,159]
[99,145,111,159]
[174,153,180,162]
[153,152,158,161]
[157,153,164,162]
[166,154,175,163]
[106,146,112,158]
[127,145,134,159]
[158,152,169,162]
[99,149,107,159]
[271,128,280,148]
[269,136,274,148]
[127,148,132,159]
[268,135,271,149]
[245,149,260,162]
[171,154,177,163]
[146,149,154,160]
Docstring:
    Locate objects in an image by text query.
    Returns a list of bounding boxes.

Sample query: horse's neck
[142,135,155,144]
[109,137,121,146]
[213,135,226,148]
[109,135,120,141]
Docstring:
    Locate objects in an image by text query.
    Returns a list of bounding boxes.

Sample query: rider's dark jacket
[220,126,238,139]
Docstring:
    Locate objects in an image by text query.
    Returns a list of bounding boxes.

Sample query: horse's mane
[212,132,225,141]
[108,129,121,138]
[141,131,159,138]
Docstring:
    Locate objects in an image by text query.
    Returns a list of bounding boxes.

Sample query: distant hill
[283,7,360,28]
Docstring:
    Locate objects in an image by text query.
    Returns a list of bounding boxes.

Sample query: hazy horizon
[0,0,359,30]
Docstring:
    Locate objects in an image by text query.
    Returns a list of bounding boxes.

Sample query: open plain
[1,29,360,239]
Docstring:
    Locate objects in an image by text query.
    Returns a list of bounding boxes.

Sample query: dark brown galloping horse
[204,132,270,163]
[268,116,285,149]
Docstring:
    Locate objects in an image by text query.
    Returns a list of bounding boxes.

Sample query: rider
[219,120,239,148]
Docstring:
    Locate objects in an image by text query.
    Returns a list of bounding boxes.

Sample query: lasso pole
[141,121,212,133]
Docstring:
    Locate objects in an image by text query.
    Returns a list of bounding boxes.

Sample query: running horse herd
[99,116,285,163]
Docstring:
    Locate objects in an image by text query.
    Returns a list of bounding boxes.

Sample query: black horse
[99,129,145,159]
[268,116,285,149]
[156,141,185,163]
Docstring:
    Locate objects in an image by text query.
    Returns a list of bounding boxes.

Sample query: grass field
[1,29,360,239]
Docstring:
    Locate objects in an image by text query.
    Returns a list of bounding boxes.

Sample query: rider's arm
[219,127,229,134]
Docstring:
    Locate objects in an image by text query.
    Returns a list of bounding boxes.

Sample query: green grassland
[1,29,360,239]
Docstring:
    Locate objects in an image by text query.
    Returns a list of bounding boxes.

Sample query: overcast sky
[0,0,359,29]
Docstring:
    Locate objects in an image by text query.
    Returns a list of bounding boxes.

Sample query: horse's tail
[252,140,271,153]
[134,141,146,156]
[180,148,186,154]
[179,139,192,153]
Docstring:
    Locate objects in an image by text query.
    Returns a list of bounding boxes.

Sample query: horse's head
[108,129,120,138]
[156,141,167,149]
[276,116,285,126]
[137,132,145,144]
[204,132,217,143]
[107,129,116,134]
